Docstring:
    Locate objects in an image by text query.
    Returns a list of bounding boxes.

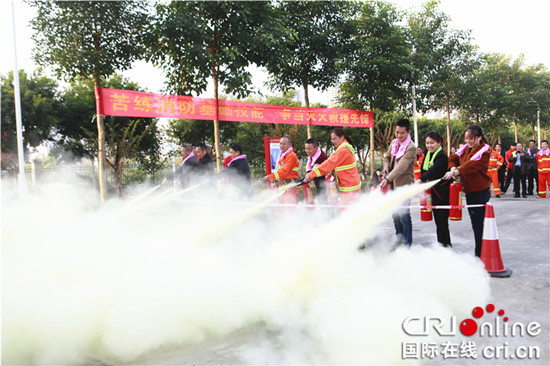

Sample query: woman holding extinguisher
[443,125,491,257]
[415,131,451,247]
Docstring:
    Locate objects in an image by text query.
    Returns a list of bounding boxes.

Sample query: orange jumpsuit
[268,148,300,204]
[307,141,361,208]
[488,150,504,196]
[536,149,550,197]
[414,154,425,181]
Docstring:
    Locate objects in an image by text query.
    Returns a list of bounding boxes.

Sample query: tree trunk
[93,74,107,202]
[303,83,311,138]
[212,70,221,173]
[369,126,374,178]
[93,30,107,202]
[514,122,518,142]
[210,18,221,173]
[446,102,451,154]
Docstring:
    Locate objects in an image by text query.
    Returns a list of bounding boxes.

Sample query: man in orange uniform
[501,142,516,194]
[414,147,425,181]
[303,128,361,208]
[488,147,504,197]
[262,136,300,203]
[537,140,550,198]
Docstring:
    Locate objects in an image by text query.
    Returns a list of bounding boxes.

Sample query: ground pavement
[126,193,549,366]
[416,193,550,365]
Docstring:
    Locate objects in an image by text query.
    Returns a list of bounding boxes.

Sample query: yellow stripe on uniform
[313,167,321,177]
[274,172,280,180]
[335,162,357,171]
[339,183,361,192]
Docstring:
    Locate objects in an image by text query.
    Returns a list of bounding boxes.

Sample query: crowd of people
[163,121,550,256]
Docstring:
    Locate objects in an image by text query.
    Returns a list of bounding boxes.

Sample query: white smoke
[2,180,490,365]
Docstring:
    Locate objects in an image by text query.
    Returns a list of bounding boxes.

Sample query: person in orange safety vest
[303,128,361,208]
[262,136,300,204]
[488,147,504,197]
[414,147,425,181]
[502,142,516,194]
[536,139,550,198]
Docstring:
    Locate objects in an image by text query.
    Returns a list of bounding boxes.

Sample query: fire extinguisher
[420,189,433,221]
[302,183,314,205]
[380,176,389,194]
[449,181,463,221]
[325,174,339,205]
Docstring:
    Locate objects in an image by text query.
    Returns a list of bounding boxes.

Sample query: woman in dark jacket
[416,131,451,247]
[222,143,252,196]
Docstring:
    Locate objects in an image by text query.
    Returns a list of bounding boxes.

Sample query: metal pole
[412,84,418,146]
[11,0,27,196]
[537,106,541,149]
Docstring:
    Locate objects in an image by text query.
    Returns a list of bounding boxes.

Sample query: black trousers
[466,188,490,257]
[503,167,513,193]
[431,187,451,246]
[434,209,451,246]
[513,169,527,196]
[527,168,538,194]
[498,165,506,191]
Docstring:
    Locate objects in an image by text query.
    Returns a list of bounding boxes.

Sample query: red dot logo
[498,309,505,316]
[504,317,509,322]
[460,319,478,336]
[472,307,484,318]
[486,304,495,312]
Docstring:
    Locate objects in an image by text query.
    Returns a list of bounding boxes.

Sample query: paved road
[413,193,550,365]
[128,193,550,366]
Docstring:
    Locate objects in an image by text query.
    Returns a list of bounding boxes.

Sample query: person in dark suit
[162,143,199,186]
[509,142,529,198]
[221,142,252,196]
[195,143,214,176]
[416,131,451,247]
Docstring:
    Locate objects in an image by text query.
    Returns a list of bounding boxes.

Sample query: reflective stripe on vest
[334,142,357,184]
[335,161,357,172]
[313,167,321,177]
[339,183,361,192]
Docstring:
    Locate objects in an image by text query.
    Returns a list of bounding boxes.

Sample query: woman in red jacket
[444,125,491,257]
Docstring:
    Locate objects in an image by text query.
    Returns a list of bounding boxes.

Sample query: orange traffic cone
[480,202,512,278]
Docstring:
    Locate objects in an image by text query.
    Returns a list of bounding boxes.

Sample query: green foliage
[459,54,550,143]
[54,75,162,195]
[0,70,60,156]
[149,1,277,97]
[28,0,151,81]
[339,1,410,111]
[265,0,355,102]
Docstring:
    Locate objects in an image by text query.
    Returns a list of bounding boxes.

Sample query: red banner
[97,88,373,128]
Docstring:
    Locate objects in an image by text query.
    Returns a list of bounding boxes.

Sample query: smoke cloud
[2,180,490,365]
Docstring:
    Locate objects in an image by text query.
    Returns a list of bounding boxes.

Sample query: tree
[29,0,151,201]
[407,0,477,152]
[459,53,515,143]
[1,70,60,158]
[339,0,410,175]
[264,0,355,138]
[149,0,278,171]
[56,75,162,196]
